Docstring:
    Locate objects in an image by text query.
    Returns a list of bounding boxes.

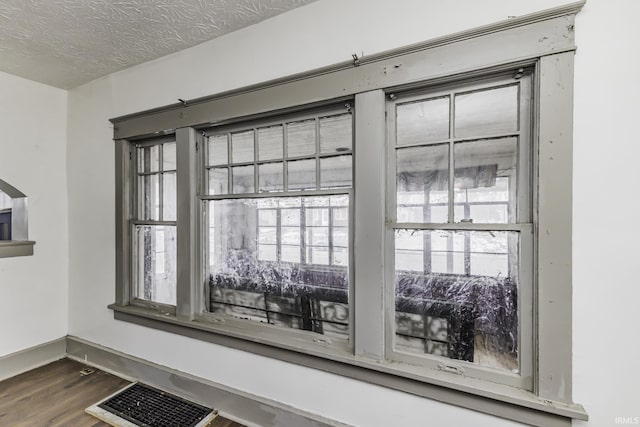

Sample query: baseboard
[66,336,351,427]
[0,338,66,381]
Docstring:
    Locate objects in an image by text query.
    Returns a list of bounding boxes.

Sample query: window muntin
[389,75,532,379]
[134,139,177,306]
[203,106,353,338]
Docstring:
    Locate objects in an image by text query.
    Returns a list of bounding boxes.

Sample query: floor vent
[86,382,217,427]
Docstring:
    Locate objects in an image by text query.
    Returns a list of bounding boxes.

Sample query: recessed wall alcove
[0,178,34,257]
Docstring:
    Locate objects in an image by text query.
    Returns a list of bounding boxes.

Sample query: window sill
[0,240,35,258]
[109,303,587,426]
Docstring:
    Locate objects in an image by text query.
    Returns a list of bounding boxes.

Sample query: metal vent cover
[87,382,217,427]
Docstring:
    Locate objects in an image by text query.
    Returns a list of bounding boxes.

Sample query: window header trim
[110,2,583,140]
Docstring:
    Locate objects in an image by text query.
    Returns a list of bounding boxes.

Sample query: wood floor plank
[0,358,244,427]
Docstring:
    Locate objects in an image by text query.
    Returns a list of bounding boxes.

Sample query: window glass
[455,85,518,138]
[232,131,255,163]
[259,162,284,193]
[135,140,178,305]
[392,78,528,374]
[258,125,284,161]
[287,119,316,157]
[287,159,316,191]
[208,195,350,338]
[394,229,519,372]
[454,138,517,224]
[208,134,229,166]
[397,144,449,223]
[320,155,352,189]
[320,114,352,154]
[134,224,177,306]
[397,96,450,145]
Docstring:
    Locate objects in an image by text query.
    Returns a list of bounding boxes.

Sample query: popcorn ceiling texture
[0,0,316,89]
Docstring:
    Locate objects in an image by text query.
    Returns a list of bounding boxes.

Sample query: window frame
[130,136,178,310]
[384,72,534,390]
[111,4,587,425]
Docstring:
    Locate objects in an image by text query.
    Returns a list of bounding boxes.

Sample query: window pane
[208,134,229,166]
[398,206,423,223]
[258,162,284,193]
[138,145,160,173]
[258,125,283,161]
[232,130,255,163]
[135,225,176,305]
[320,155,352,189]
[287,159,316,191]
[429,205,448,224]
[208,167,228,195]
[454,138,517,223]
[232,165,255,194]
[394,229,519,372]
[397,96,450,145]
[320,114,352,154]
[455,85,518,138]
[162,172,176,221]
[469,204,508,224]
[163,142,176,171]
[139,174,159,221]
[207,196,349,338]
[396,144,449,223]
[287,119,315,157]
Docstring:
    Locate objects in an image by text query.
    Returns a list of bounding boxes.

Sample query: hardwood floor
[0,358,243,427]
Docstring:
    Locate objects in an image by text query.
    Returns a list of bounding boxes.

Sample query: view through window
[205,107,352,338]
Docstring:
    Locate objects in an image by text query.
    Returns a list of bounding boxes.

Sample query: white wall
[572,1,640,426]
[0,71,69,356]
[66,0,640,426]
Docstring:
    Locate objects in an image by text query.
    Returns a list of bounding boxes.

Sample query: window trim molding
[112,3,586,425]
[110,304,585,426]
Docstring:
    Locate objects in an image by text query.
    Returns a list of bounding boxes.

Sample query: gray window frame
[130,136,178,311]
[111,3,587,425]
[197,104,355,350]
[385,71,534,390]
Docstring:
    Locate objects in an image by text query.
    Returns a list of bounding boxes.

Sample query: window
[133,139,177,306]
[111,6,586,424]
[388,74,533,388]
[202,107,353,338]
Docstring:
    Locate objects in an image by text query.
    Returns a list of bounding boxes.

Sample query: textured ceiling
[0,0,316,89]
